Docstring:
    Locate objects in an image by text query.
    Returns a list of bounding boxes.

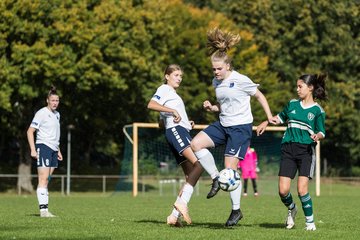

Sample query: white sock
[230,181,242,210]
[36,187,48,211]
[195,149,219,179]
[179,183,193,204]
[172,197,182,217]
[306,215,314,223]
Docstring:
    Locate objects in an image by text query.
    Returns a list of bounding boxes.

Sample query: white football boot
[166,214,183,227]
[285,206,297,229]
[305,222,316,231]
[40,211,56,218]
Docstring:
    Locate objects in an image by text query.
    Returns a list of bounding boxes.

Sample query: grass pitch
[0,179,359,240]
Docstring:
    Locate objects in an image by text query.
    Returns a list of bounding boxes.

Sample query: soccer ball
[218,168,241,192]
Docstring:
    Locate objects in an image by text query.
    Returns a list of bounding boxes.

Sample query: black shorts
[278,143,315,179]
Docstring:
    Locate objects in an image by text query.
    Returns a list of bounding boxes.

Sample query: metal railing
[1,174,359,196]
[0,174,126,195]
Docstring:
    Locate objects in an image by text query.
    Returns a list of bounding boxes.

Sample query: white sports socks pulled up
[36,187,48,211]
[171,204,181,218]
[195,149,219,179]
[230,181,242,210]
[179,183,194,204]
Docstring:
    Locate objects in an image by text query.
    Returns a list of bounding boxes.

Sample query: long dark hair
[299,74,327,100]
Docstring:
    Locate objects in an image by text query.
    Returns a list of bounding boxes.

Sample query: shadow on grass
[136,219,254,229]
[259,222,284,228]
[27,213,40,217]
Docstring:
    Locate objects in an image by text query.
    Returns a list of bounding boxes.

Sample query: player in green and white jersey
[257,74,327,231]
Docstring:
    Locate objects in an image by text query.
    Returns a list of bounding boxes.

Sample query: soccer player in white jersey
[190,28,274,227]
[27,86,63,217]
[257,74,327,231]
[147,64,205,227]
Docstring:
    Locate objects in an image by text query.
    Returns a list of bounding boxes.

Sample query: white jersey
[213,71,259,127]
[30,107,60,151]
[152,84,192,131]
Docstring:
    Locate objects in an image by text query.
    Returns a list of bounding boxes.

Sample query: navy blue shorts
[279,143,315,179]
[36,144,59,168]
[203,121,252,159]
[165,126,192,165]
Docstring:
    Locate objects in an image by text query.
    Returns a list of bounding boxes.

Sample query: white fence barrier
[159,179,200,196]
[0,174,125,195]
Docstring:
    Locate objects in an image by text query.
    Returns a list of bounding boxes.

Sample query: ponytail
[47,85,58,98]
[299,74,327,100]
[207,28,240,67]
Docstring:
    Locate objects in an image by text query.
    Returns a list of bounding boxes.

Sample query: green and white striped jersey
[278,99,325,145]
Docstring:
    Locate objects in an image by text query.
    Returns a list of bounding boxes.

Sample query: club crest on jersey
[308,112,315,121]
[229,82,235,88]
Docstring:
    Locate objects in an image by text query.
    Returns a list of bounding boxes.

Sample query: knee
[38,177,48,188]
[190,141,198,152]
[278,189,289,198]
[297,189,308,196]
[297,183,308,196]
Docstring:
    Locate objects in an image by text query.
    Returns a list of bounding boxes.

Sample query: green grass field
[1,179,359,240]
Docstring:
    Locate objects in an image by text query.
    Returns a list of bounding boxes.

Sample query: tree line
[0,0,358,190]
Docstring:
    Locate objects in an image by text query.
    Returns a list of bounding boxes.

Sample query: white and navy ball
[218,168,241,192]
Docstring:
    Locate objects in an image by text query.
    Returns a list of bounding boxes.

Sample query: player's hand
[189,120,195,129]
[58,151,63,161]
[269,116,280,125]
[30,150,37,159]
[310,133,320,142]
[172,110,181,123]
[203,100,213,111]
[256,121,268,136]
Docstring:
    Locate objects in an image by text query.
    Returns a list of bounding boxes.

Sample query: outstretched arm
[253,89,274,123]
[256,115,281,136]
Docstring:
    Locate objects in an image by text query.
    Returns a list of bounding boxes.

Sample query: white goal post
[124,122,321,197]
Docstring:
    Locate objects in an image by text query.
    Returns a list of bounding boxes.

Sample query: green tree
[187,0,360,174]
[0,0,290,191]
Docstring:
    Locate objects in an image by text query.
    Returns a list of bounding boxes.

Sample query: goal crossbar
[125,122,321,197]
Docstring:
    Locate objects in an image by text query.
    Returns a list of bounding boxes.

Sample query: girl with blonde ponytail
[190,28,275,227]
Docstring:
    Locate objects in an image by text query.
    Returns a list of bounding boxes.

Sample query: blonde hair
[207,28,241,66]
